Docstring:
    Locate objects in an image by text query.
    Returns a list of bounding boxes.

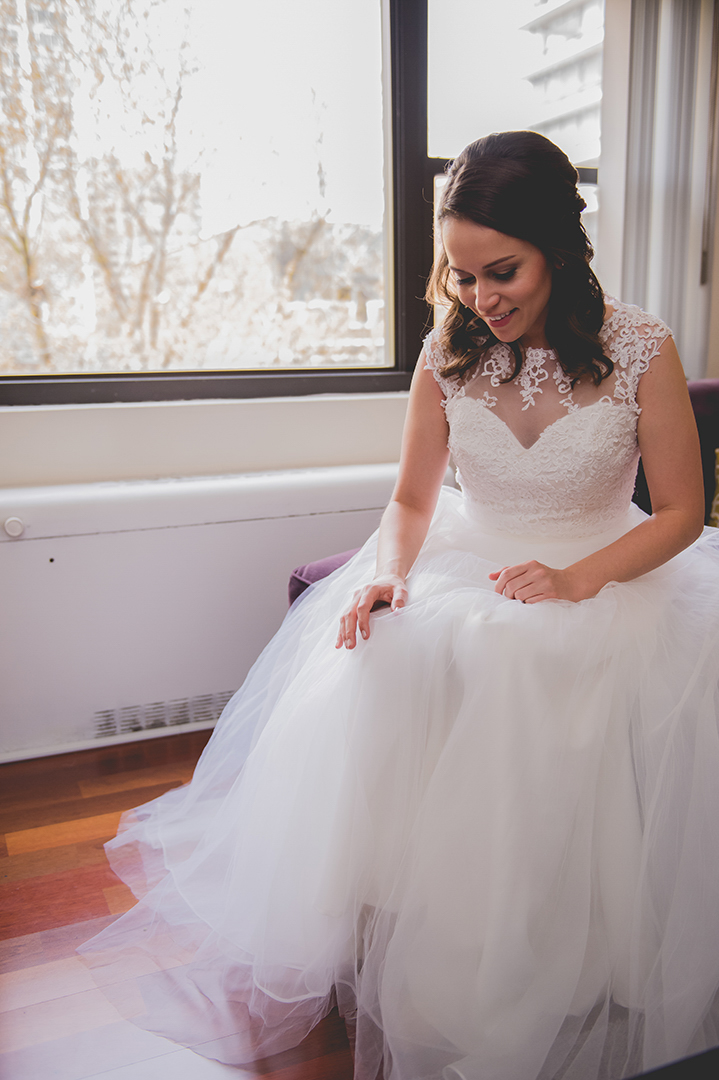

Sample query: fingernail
[361,630,368,639]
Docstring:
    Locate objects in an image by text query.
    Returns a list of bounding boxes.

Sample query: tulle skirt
[78,488,719,1080]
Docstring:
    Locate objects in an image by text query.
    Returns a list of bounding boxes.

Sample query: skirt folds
[79,489,719,1080]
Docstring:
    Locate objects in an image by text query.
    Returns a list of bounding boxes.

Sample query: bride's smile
[442,217,554,350]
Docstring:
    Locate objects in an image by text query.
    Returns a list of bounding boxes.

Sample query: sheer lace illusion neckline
[459,344,589,450]
[458,394,615,452]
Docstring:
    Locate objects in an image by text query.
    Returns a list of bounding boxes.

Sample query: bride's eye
[492,268,517,281]
[455,275,474,286]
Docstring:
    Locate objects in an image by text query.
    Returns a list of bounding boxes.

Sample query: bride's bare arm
[336,359,450,648]
[492,336,705,603]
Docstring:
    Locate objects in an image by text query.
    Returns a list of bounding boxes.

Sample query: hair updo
[426,130,612,385]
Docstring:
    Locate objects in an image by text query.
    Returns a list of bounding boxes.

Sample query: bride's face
[441,217,554,350]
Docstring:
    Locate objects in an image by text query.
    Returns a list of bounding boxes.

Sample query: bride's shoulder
[422,325,451,370]
[602,296,672,336]
[600,297,673,364]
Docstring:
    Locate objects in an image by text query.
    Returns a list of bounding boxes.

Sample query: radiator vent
[93,691,234,738]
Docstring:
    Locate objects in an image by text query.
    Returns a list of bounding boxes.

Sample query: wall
[0,394,410,759]
[0,393,410,489]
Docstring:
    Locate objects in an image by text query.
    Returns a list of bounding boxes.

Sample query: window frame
[0,0,436,407]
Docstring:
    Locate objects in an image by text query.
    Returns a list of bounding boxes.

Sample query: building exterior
[522,0,605,170]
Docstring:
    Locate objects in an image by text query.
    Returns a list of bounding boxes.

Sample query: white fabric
[79,300,719,1080]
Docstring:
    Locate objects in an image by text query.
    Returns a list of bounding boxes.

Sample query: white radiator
[0,464,400,761]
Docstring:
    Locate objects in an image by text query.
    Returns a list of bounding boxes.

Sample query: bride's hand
[489,561,585,603]
[336,575,408,649]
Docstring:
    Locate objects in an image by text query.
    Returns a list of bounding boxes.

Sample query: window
[428,0,603,259]
[3,0,716,404]
[1,0,412,403]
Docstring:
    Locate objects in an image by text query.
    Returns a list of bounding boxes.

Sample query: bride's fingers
[338,579,407,648]
[493,564,529,596]
[488,567,510,582]
[347,604,363,648]
[357,586,392,638]
[513,581,546,603]
[336,606,359,649]
[391,583,408,611]
[335,613,350,649]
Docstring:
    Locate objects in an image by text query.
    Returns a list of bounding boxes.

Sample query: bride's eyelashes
[454,267,518,286]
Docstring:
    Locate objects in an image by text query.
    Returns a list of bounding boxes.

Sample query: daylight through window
[0,0,387,377]
[428,0,603,252]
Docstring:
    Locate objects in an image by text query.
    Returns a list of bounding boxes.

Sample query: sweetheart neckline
[449,395,622,451]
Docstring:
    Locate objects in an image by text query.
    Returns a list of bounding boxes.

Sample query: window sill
[0,368,412,407]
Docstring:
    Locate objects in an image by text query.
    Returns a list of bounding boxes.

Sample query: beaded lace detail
[423,299,671,539]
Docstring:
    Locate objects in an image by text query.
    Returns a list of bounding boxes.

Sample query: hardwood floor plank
[0,781,182,833]
[248,1012,352,1073]
[0,776,85,812]
[78,762,195,798]
[5,810,126,855]
[0,1020,180,1080]
[103,883,136,915]
[0,955,98,1012]
[0,917,117,974]
[76,1044,260,1080]
[259,1047,354,1080]
[0,986,122,1053]
[0,838,109,883]
[0,863,122,938]
[0,916,118,976]
[38,915,117,962]
[0,730,212,783]
[0,929,47,975]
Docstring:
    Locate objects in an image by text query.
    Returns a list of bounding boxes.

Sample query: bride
[80,132,719,1080]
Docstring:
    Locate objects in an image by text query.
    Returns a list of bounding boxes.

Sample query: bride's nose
[473,282,500,315]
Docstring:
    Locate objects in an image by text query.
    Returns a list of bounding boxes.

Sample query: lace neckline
[478,344,576,413]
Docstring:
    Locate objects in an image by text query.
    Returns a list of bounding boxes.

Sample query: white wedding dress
[80,300,719,1080]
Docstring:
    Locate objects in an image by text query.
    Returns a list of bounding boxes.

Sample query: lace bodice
[424,299,671,538]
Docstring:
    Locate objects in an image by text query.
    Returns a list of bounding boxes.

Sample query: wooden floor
[0,731,354,1080]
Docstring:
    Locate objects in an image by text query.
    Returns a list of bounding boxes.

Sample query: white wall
[0,395,410,760]
[0,393,409,489]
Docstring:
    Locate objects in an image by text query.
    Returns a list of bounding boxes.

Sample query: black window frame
[0,0,436,407]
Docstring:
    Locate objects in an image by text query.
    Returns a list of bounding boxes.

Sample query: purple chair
[288,547,360,606]
[289,380,719,605]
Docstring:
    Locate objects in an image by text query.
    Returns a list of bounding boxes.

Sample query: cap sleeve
[422,326,461,402]
[602,299,673,409]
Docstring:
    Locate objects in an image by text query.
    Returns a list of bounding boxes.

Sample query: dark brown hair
[427,131,612,385]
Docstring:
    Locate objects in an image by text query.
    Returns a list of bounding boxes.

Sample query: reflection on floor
[0,732,353,1080]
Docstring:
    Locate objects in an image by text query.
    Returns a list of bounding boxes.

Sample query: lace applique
[477,390,498,410]
[480,344,576,413]
[515,349,552,409]
[422,331,459,404]
[600,298,672,411]
[482,346,514,387]
[552,365,578,412]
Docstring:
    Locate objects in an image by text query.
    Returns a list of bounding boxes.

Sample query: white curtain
[622,0,718,378]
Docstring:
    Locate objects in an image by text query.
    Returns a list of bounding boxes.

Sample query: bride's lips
[484,309,517,330]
